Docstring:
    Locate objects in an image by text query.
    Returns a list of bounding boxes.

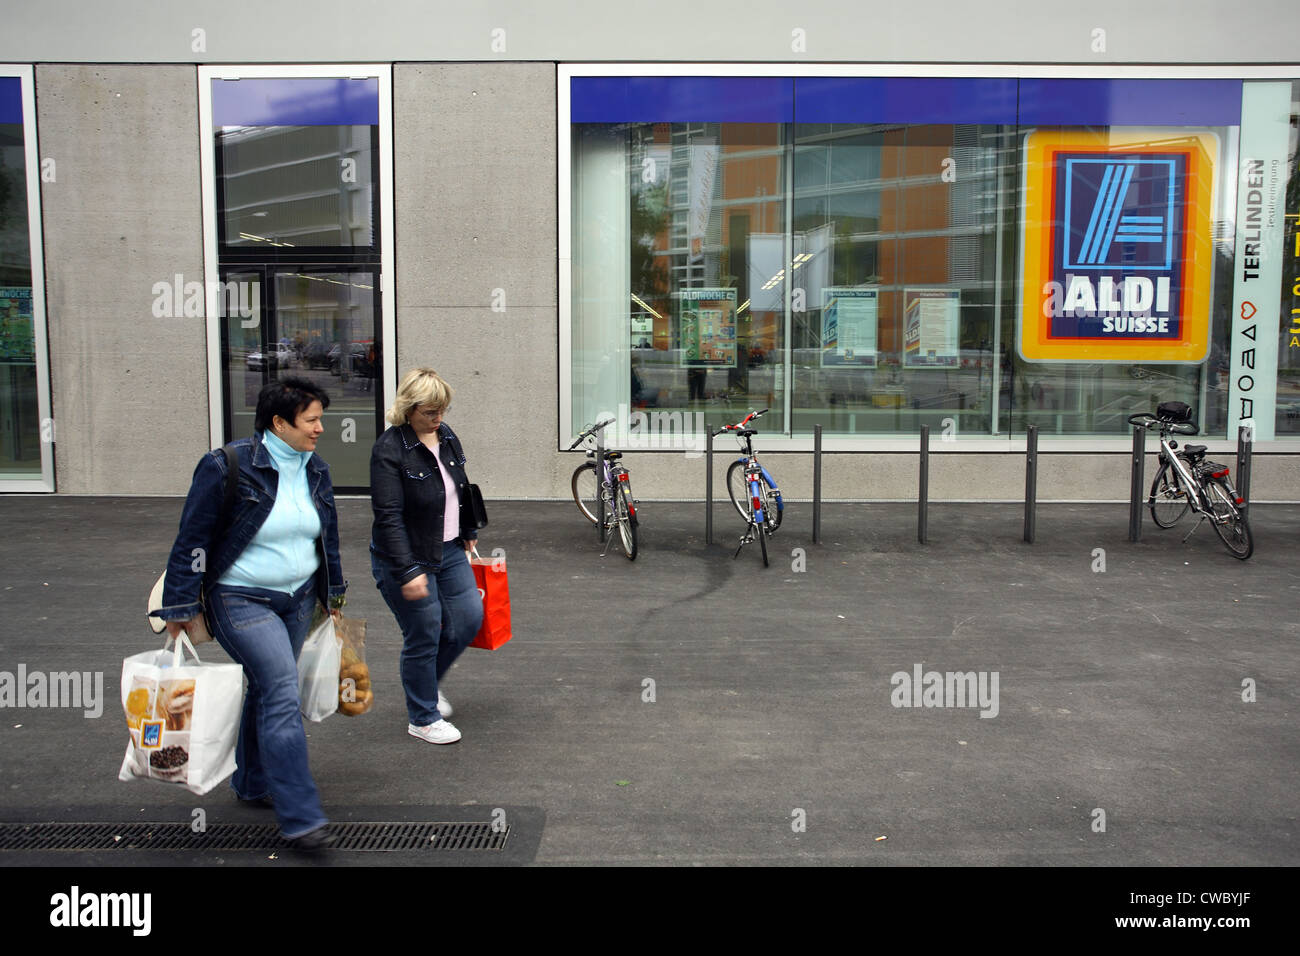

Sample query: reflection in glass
[791,122,1010,437]
[573,122,787,441]
[223,270,378,488]
[218,124,375,250]
[0,118,39,477]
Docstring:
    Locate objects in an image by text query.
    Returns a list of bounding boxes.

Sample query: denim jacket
[370,422,478,584]
[152,432,347,622]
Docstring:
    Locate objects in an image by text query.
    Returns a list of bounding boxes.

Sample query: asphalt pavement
[0,495,1296,867]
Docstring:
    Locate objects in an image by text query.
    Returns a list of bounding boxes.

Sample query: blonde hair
[386,367,454,426]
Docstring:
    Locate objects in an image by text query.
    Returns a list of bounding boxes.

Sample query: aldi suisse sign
[1019,130,1218,363]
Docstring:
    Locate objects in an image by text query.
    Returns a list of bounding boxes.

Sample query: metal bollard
[596,429,606,544]
[918,424,929,545]
[1023,424,1038,543]
[1236,423,1253,511]
[812,424,823,545]
[1128,425,1145,542]
[705,425,713,545]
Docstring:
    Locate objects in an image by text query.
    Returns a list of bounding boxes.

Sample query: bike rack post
[812,423,823,545]
[705,424,714,546]
[1128,425,1145,542]
[596,429,606,544]
[918,424,929,545]
[1023,424,1038,543]
[1236,423,1253,511]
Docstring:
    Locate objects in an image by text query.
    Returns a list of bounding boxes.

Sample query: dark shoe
[285,826,335,853]
[239,795,274,809]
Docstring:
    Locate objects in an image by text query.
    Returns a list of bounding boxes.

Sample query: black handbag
[465,483,489,530]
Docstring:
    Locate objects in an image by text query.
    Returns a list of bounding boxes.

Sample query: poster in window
[0,287,34,362]
[1018,128,1218,364]
[677,288,736,368]
[821,287,878,367]
[903,289,960,368]
[630,314,654,348]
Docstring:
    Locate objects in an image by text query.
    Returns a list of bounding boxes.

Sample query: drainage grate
[0,821,509,852]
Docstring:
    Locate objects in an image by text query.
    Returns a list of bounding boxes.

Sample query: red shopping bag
[469,550,512,650]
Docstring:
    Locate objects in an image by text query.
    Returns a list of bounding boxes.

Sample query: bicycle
[714,408,784,566]
[568,417,638,560]
[1128,402,1253,560]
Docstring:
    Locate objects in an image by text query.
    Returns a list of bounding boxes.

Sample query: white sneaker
[437,690,453,718]
[408,719,461,745]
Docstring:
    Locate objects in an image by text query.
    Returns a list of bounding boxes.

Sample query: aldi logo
[1019,130,1218,363]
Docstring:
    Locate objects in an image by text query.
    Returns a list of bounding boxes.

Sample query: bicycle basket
[1157,401,1194,423]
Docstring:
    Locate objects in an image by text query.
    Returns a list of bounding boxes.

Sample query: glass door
[221,265,381,490]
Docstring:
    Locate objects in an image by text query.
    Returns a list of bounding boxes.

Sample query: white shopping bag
[118,632,243,796]
[297,616,341,723]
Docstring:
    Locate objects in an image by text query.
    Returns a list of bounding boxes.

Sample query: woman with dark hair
[151,376,347,851]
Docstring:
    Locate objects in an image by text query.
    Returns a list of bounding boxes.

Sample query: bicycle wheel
[1148,463,1190,529]
[725,460,750,521]
[615,480,638,560]
[757,512,768,566]
[571,462,600,525]
[1206,478,1253,560]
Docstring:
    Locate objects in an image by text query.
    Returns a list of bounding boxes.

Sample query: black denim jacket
[369,422,478,584]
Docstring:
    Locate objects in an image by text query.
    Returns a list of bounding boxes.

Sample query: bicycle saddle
[1181,444,1207,459]
[737,428,758,437]
[603,451,623,460]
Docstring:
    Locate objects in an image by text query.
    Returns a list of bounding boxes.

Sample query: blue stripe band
[572,77,1243,128]
[212,77,379,127]
[0,77,22,125]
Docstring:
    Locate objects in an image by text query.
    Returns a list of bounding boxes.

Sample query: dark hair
[254,376,331,432]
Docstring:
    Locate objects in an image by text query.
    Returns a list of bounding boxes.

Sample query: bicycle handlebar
[713,408,769,436]
[1127,412,1198,435]
[568,417,616,450]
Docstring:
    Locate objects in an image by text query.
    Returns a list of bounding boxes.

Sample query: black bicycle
[1128,402,1252,560]
[568,418,638,560]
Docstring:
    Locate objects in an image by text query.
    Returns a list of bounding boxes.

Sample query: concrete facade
[392,63,559,502]
[36,65,209,495]
[4,1,1298,500]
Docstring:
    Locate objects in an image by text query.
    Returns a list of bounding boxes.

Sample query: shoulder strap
[220,445,239,522]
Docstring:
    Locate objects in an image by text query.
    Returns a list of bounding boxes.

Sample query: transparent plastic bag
[297,616,341,722]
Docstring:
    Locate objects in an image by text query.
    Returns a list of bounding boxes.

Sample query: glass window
[572,119,788,438]
[567,74,1282,444]
[0,70,50,487]
[791,120,1012,438]
[208,75,385,490]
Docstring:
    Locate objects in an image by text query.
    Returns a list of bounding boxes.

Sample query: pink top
[432,442,461,542]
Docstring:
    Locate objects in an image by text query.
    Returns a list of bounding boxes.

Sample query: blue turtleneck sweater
[218,430,322,594]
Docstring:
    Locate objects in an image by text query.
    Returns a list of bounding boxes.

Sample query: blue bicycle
[715,409,783,566]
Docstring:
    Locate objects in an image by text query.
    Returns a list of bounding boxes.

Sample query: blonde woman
[370,369,483,744]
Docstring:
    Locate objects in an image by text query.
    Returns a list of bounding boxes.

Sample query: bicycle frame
[1158,433,1208,512]
[734,432,779,527]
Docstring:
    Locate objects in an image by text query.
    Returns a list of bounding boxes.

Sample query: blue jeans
[207,580,326,839]
[371,544,484,727]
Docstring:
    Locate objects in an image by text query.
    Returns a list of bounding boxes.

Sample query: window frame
[198,64,396,452]
[0,64,53,491]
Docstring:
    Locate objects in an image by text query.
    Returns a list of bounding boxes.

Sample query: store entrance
[220,265,382,490]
